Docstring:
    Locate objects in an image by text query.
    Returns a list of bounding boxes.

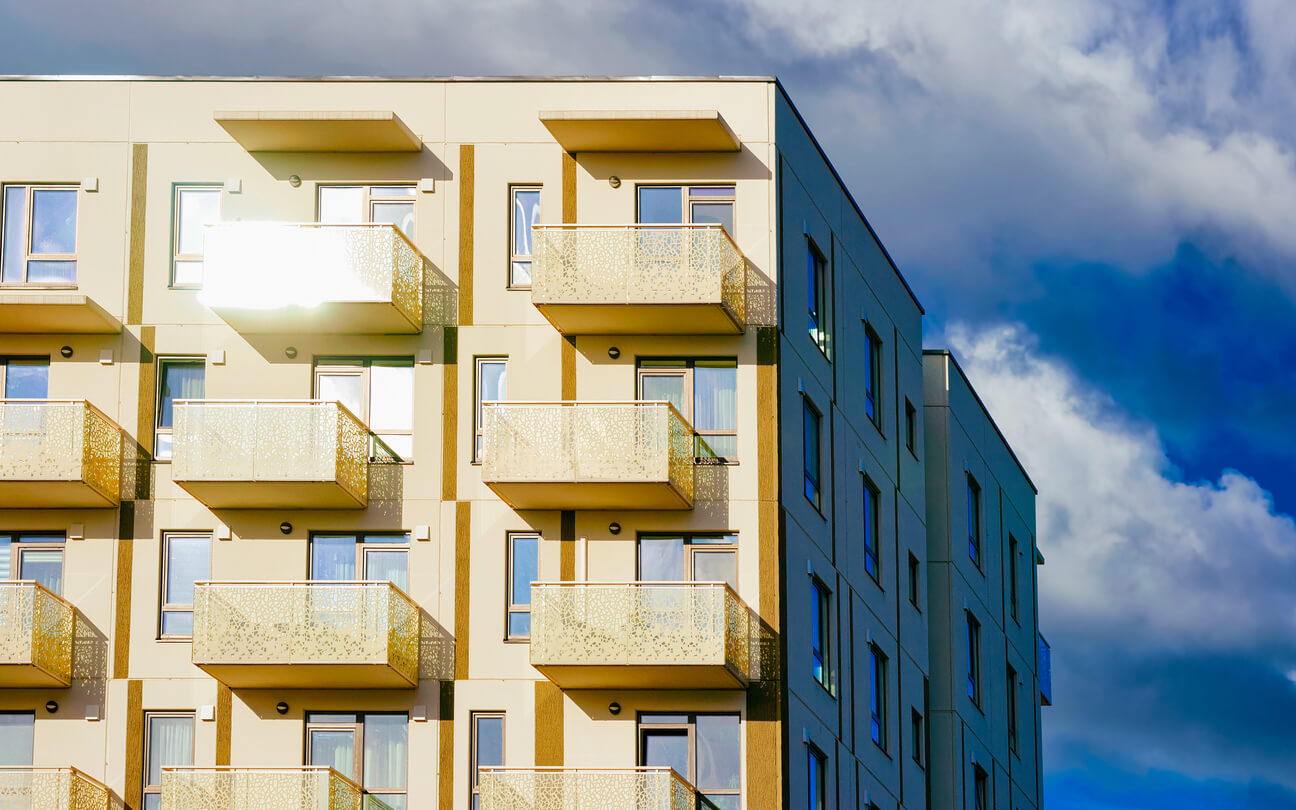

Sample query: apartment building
[0,76,1049,810]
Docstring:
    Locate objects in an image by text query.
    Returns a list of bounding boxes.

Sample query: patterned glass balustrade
[1039,633,1052,707]
[0,582,75,688]
[529,583,753,689]
[191,582,420,688]
[171,401,370,509]
[478,768,695,810]
[530,225,746,335]
[480,402,695,510]
[0,401,121,507]
[160,767,372,810]
[0,768,111,810]
[200,223,425,334]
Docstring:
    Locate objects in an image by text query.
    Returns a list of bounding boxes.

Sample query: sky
[3,0,1294,806]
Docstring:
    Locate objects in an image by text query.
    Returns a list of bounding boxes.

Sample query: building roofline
[772,79,925,316]
[0,74,778,83]
[923,348,1038,495]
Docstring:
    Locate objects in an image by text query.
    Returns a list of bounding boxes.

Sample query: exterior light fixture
[59,346,73,358]
[608,522,621,535]
[607,347,620,359]
[608,702,621,715]
[608,176,621,188]
[279,521,293,535]
[288,175,302,188]
[45,700,58,714]
[284,346,298,359]
[276,701,289,715]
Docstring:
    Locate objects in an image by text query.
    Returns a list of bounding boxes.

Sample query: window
[1009,535,1020,623]
[636,185,734,235]
[974,765,989,810]
[904,398,917,455]
[143,713,194,810]
[2,185,77,284]
[506,533,538,639]
[471,712,504,810]
[160,533,210,638]
[967,613,982,706]
[806,239,830,358]
[474,358,507,462]
[803,399,822,509]
[807,743,827,810]
[1,533,65,595]
[863,478,880,584]
[155,358,205,460]
[870,645,887,750]
[311,533,410,591]
[911,708,925,767]
[314,358,414,460]
[1007,662,1019,755]
[509,186,540,288]
[864,328,882,427]
[171,186,221,286]
[0,712,34,766]
[638,359,738,461]
[908,552,921,609]
[811,578,830,690]
[0,358,49,398]
[638,533,737,589]
[306,712,408,810]
[639,713,741,809]
[319,185,415,239]
[967,474,982,568]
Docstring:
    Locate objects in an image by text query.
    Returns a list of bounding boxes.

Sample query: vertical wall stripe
[560,511,575,582]
[215,684,232,766]
[441,327,458,502]
[458,145,475,326]
[112,503,134,679]
[454,501,471,679]
[561,152,576,223]
[125,679,143,809]
[126,144,147,325]
[438,681,455,810]
[560,337,576,400]
[533,681,564,766]
[135,326,156,492]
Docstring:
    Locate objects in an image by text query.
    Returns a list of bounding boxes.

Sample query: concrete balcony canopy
[215,110,422,152]
[530,225,745,335]
[0,582,75,688]
[479,768,695,810]
[191,581,420,689]
[0,293,121,334]
[162,767,367,810]
[200,223,425,334]
[0,400,121,508]
[481,402,695,510]
[171,400,370,509]
[0,767,111,810]
[539,110,741,152]
[530,582,753,689]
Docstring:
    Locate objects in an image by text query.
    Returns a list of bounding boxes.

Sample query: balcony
[0,767,111,810]
[481,402,694,510]
[1039,633,1052,707]
[0,401,121,508]
[191,582,420,688]
[161,767,369,810]
[200,223,425,334]
[171,400,370,509]
[530,225,745,335]
[478,768,694,810]
[530,582,753,689]
[0,582,75,688]
[0,293,121,334]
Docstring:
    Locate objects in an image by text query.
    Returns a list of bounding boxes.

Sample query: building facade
[0,76,1049,809]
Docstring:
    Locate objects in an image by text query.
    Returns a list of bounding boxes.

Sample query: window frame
[473,357,508,463]
[634,184,736,233]
[807,741,827,810]
[636,358,739,463]
[1,532,66,596]
[974,764,989,810]
[305,711,408,810]
[507,185,541,290]
[870,644,888,751]
[862,476,881,586]
[313,357,415,462]
[803,397,822,511]
[308,532,410,586]
[806,237,830,359]
[142,711,194,810]
[904,398,917,456]
[811,576,832,692]
[0,357,50,398]
[967,474,983,569]
[154,357,206,461]
[910,708,925,768]
[636,711,742,807]
[470,711,506,810]
[636,532,739,588]
[0,711,35,766]
[505,532,539,641]
[1,184,78,287]
[1007,662,1020,756]
[170,184,222,289]
[864,326,883,429]
[967,612,982,707]
[908,552,921,611]
[159,532,211,640]
[316,184,416,234]
[1008,534,1020,624]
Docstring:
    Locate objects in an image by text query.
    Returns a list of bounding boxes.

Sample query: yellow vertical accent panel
[454,501,471,680]
[458,146,474,326]
[533,681,565,767]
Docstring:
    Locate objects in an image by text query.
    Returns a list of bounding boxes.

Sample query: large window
[160,533,210,638]
[806,239,829,358]
[870,645,887,750]
[155,358,205,460]
[474,358,507,462]
[314,358,414,460]
[807,742,827,810]
[864,327,882,427]
[638,359,738,461]
[638,533,737,589]
[1009,534,1020,623]
[319,185,415,239]
[509,186,540,288]
[1007,662,1019,755]
[863,478,880,585]
[0,358,49,398]
[967,474,982,568]
[471,712,504,810]
[306,712,408,810]
[311,533,409,591]
[967,613,982,706]
[143,713,194,810]
[803,399,822,510]
[811,578,830,690]
[1,533,65,595]
[639,712,741,809]
[2,185,77,284]
[636,185,734,234]
[0,712,34,766]
[171,186,221,287]
[506,533,538,640]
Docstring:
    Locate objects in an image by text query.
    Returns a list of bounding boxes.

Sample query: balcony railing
[0,400,121,507]
[0,582,75,688]
[191,581,420,688]
[201,223,425,334]
[1039,633,1052,707]
[478,768,694,810]
[530,582,752,689]
[0,767,110,810]
[530,224,746,334]
[171,400,370,509]
[161,767,367,810]
[480,402,695,510]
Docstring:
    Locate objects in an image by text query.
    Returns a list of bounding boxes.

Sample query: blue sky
[4,0,1294,805]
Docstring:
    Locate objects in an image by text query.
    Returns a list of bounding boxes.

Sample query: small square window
[2,185,78,284]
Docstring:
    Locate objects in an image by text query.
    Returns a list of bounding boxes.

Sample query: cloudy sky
[4,0,1294,806]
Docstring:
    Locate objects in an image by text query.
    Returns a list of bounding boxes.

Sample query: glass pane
[0,713,34,766]
[372,202,414,239]
[4,362,48,398]
[641,374,686,417]
[320,187,364,223]
[144,796,161,810]
[0,536,9,579]
[695,714,741,791]
[155,432,173,460]
[376,433,412,460]
[308,713,358,724]
[366,796,404,810]
[637,187,682,224]
[159,363,205,429]
[370,364,413,432]
[692,550,736,589]
[638,537,684,581]
[689,187,734,197]
[690,202,733,235]
[310,729,357,781]
[478,361,506,405]
[173,260,204,286]
[165,536,210,605]
[510,261,532,287]
[312,536,357,581]
[363,715,408,790]
[642,730,689,779]
[30,189,76,255]
[2,187,26,282]
[370,187,415,197]
[19,549,62,595]
[474,716,503,769]
[639,714,689,724]
[510,536,538,606]
[26,260,76,283]
[693,364,735,432]
[161,611,194,636]
[507,612,531,638]
[177,188,221,255]
[702,796,740,810]
[318,373,364,418]
[698,434,736,460]
[364,550,408,591]
[147,716,193,786]
[511,190,540,255]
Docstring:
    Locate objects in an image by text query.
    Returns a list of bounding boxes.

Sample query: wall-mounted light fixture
[284,346,298,359]
[279,522,293,535]
[608,701,621,716]
[45,701,58,714]
[59,346,73,358]
[288,175,302,188]
[608,522,621,536]
[607,347,620,359]
[276,701,289,715]
[608,176,621,189]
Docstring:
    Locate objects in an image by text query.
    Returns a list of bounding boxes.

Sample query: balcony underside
[174,480,366,510]
[534,662,746,690]
[534,301,743,336]
[0,661,71,688]
[0,479,118,508]
[195,661,415,689]
[485,480,691,511]
[210,301,420,335]
[0,294,122,334]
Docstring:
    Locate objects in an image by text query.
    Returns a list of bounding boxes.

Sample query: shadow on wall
[72,612,109,709]
[693,464,731,525]
[366,458,406,525]
[419,609,455,682]
[745,260,776,328]
[422,258,457,328]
